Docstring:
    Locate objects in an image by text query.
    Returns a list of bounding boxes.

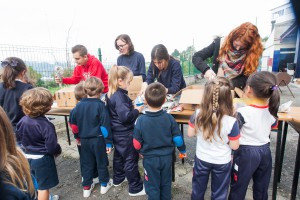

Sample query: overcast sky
[0,0,289,62]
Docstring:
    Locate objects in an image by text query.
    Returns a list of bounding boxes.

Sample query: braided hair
[196,77,233,142]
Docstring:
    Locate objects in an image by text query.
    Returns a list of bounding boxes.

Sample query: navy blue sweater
[0,81,33,128]
[117,51,146,81]
[0,173,36,200]
[146,58,186,94]
[133,109,186,158]
[16,116,61,156]
[69,98,112,146]
[106,88,139,134]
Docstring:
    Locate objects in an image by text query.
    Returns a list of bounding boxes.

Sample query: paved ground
[48,79,300,200]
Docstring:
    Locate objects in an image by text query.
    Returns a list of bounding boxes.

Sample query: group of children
[0,56,281,200]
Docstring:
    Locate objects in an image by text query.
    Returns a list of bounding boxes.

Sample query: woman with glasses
[192,22,263,90]
[140,44,186,95]
[115,34,146,81]
[0,57,33,131]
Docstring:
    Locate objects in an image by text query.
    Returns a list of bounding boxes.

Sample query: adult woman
[0,106,36,200]
[115,34,146,81]
[192,22,263,90]
[140,44,186,95]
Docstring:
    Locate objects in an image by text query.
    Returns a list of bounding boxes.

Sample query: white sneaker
[128,186,146,196]
[81,177,99,184]
[49,194,59,200]
[93,177,99,184]
[113,178,127,187]
[83,183,95,198]
[100,179,113,194]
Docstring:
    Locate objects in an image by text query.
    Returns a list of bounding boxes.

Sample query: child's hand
[106,147,112,154]
[179,153,187,159]
[135,105,144,113]
[76,138,81,146]
[139,153,144,159]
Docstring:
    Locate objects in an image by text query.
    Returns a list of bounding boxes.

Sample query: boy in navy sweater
[16,87,61,200]
[133,82,186,200]
[69,77,113,198]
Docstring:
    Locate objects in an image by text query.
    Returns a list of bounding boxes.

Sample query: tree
[171,49,180,58]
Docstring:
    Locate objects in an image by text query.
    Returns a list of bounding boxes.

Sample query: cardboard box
[173,85,204,110]
[128,76,143,100]
[54,86,78,107]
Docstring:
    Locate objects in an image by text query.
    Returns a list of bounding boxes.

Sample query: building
[262,0,300,78]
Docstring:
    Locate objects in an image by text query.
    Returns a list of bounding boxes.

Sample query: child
[73,81,99,185]
[229,71,280,200]
[69,77,113,198]
[187,77,240,200]
[16,87,61,200]
[105,65,145,196]
[133,82,187,200]
[0,106,37,200]
[0,57,33,131]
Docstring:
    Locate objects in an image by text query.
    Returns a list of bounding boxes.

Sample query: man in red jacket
[55,45,108,93]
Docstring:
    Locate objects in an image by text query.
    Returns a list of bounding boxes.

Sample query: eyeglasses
[117,43,127,50]
[1,59,18,68]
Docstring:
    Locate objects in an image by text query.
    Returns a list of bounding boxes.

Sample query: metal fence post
[98,48,102,62]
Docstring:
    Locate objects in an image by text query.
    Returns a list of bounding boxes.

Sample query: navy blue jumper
[106,88,143,194]
[117,51,146,81]
[69,98,112,187]
[0,81,33,130]
[146,58,186,94]
[133,109,186,200]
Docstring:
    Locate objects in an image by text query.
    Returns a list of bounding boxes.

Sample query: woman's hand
[138,82,148,96]
[204,69,216,80]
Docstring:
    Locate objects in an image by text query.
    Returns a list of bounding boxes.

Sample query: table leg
[278,122,289,182]
[272,120,283,200]
[291,125,300,200]
[64,116,71,145]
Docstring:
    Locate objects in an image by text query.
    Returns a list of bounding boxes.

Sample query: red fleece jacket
[62,54,108,93]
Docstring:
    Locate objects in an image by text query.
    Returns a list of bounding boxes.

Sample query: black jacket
[192,37,221,74]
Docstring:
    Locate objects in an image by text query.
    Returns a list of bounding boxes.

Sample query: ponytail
[107,65,133,98]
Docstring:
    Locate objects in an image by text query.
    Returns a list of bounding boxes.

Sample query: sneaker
[81,177,99,185]
[113,178,127,187]
[100,179,113,194]
[49,194,59,200]
[93,177,99,184]
[128,186,146,197]
[83,183,95,198]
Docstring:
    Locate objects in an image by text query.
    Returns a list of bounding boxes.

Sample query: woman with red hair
[192,22,263,90]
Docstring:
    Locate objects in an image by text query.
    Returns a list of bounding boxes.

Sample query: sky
[0,0,289,62]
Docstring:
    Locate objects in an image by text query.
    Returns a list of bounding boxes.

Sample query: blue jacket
[16,116,61,156]
[133,109,186,158]
[0,81,33,128]
[69,98,112,147]
[146,58,186,94]
[106,88,139,134]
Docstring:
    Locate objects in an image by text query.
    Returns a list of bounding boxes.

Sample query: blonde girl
[0,106,36,199]
[188,76,240,200]
[106,65,145,196]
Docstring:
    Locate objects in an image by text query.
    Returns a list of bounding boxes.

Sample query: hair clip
[271,85,278,91]
[1,59,18,68]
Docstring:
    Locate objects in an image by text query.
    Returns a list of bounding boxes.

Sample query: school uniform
[229,105,278,200]
[133,109,186,200]
[69,98,112,187]
[106,88,143,194]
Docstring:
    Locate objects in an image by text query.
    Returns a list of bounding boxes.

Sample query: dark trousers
[80,137,109,187]
[143,155,172,200]
[77,145,98,179]
[229,144,272,200]
[191,156,231,200]
[113,132,143,194]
